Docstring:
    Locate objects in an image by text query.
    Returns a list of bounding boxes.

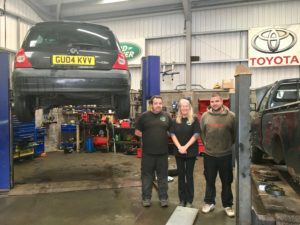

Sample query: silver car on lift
[13,21,131,121]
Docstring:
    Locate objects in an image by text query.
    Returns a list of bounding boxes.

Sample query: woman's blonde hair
[176,98,194,124]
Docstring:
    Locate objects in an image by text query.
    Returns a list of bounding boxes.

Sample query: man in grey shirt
[200,92,235,217]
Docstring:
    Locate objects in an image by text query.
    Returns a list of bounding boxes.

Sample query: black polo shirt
[135,111,172,155]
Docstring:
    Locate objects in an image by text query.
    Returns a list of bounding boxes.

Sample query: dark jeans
[141,153,168,200]
[203,153,233,208]
[175,156,196,204]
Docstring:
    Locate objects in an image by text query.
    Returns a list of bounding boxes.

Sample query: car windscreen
[23,24,117,51]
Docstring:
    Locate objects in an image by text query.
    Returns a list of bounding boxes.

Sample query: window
[25,24,116,50]
[271,83,299,107]
[258,87,272,112]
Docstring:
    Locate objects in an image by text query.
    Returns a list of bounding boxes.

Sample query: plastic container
[85,137,95,153]
[120,120,130,128]
[137,148,142,158]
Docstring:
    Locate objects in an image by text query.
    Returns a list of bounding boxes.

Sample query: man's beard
[152,107,162,114]
[212,106,222,112]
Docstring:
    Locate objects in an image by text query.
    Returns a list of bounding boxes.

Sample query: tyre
[251,145,263,164]
[116,95,130,119]
[14,96,35,122]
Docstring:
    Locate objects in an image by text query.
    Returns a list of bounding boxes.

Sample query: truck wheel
[14,96,35,122]
[251,146,263,164]
[116,95,130,119]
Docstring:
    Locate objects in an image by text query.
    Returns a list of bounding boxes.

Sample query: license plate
[52,55,95,66]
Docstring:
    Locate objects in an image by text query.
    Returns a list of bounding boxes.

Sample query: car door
[264,81,300,161]
[251,87,272,151]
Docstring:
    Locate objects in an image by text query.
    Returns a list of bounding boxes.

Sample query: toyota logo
[251,28,297,53]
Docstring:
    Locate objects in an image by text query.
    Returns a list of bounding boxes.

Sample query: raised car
[13,21,131,121]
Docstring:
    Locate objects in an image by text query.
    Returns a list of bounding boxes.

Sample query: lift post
[0,52,12,191]
[141,56,160,111]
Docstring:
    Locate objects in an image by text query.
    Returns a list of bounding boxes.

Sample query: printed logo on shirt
[160,116,166,122]
[186,121,191,125]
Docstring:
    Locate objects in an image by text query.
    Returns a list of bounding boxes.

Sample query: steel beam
[185,20,192,91]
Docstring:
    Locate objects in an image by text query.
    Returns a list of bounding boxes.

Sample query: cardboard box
[222,79,234,89]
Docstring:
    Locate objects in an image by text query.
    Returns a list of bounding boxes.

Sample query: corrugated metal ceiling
[22,0,274,22]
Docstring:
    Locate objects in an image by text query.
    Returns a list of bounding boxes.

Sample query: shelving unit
[61,124,77,153]
[80,122,111,152]
[110,127,140,153]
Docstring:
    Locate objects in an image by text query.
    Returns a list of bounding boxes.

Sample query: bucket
[85,137,95,153]
[137,148,142,158]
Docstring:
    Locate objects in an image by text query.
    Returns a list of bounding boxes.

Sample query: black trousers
[175,156,196,204]
[141,153,168,200]
[203,153,233,208]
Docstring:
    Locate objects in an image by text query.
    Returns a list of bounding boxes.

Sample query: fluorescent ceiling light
[98,0,129,4]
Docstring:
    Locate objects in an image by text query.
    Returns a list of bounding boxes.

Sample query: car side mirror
[250,103,256,111]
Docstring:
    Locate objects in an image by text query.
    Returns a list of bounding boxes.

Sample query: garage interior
[1,0,300,225]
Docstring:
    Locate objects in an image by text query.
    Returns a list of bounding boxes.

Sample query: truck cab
[250,78,300,181]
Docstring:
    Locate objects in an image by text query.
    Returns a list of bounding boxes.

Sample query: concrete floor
[0,151,236,225]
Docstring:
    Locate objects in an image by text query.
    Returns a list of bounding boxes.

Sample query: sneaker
[160,199,168,207]
[186,202,193,208]
[178,201,185,207]
[202,203,215,213]
[142,199,151,207]
[224,207,235,217]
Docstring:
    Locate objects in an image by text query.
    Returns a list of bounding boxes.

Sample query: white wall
[97,12,185,91]
[192,0,300,88]
[0,0,42,51]
[97,0,300,90]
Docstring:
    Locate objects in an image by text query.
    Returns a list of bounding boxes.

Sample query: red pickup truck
[250,78,300,182]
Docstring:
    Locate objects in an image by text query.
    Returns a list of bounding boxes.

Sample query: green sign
[120,42,141,61]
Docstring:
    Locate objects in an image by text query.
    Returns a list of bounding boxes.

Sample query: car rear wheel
[14,96,35,122]
[251,145,263,164]
[116,95,130,119]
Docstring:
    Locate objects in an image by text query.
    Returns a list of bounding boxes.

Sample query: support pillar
[235,65,252,225]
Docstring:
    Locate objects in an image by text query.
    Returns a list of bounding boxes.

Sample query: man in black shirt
[135,95,172,207]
